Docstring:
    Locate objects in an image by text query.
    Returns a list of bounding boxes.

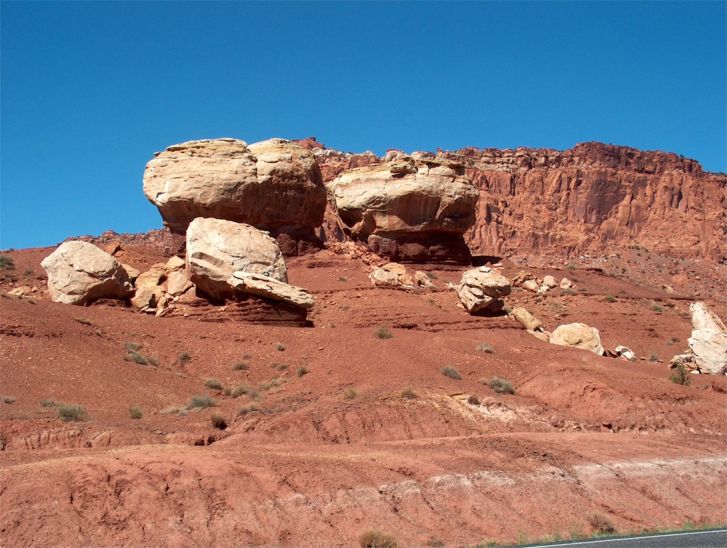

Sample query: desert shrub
[489,377,515,394]
[467,394,480,405]
[296,366,309,377]
[476,342,494,354]
[605,295,617,303]
[178,352,191,366]
[40,399,56,407]
[1,395,16,404]
[58,404,87,422]
[259,378,283,391]
[344,388,358,400]
[587,513,615,534]
[442,366,462,380]
[274,363,288,371]
[338,276,348,282]
[649,353,659,362]
[232,361,249,371]
[231,384,259,399]
[238,404,260,416]
[275,342,286,352]
[125,350,148,365]
[125,342,142,352]
[129,405,143,419]
[375,326,393,339]
[204,378,224,390]
[400,387,417,399]
[651,303,664,313]
[210,414,227,429]
[146,356,159,367]
[188,395,215,409]
[359,530,398,548]
[670,364,691,386]
[74,317,93,326]
[0,255,15,270]
[566,263,576,271]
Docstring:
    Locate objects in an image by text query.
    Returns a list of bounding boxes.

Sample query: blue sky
[1,1,724,249]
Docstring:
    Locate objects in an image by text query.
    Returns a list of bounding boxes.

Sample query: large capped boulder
[41,241,133,305]
[550,323,605,355]
[457,267,511,314]
[186,217,287,300]
[688,302,727,374]
[143,138,326,253]
[328,155,478,262]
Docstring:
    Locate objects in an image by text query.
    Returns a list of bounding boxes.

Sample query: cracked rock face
[328,155,478,263]
[143,138,326,241]
[688,302,727,374]
[41,241,133,305]
[185,217,287,300]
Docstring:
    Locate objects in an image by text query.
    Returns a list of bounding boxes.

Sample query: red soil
[1,239,726,546]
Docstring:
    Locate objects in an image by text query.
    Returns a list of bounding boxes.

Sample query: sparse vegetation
[0,255,15,270]
[344,388,358,400]
[566,263,576,271]
[489,377,515,394]
[232,361,249,371]
[400,387,417,399]
[587,513,616,534]
[238,404,260,416]
[605,295,617,303]
[274,363,288,371]
[123,342,157,366]
[467,394,480,405]
[129,405,143,419]
[74,317,93,326]
[40,399,56,407]
[188,395,215,409]
[1,395,16,404]
[651,303,664,313]
[210,414,227,429]
[375,326,393,339]
[670,364,691,386]
[178,352,192,366]
[296,366,309,377]
[58,404,87,422]
[204,378,224,390]
[259,377,284,391]
[476,342,494,354]
[359,529,398,548]
[442,366,462,380]
[649,353,659,362]
[231,385,259,399]
[338,276,348,282]
[275,342,286,352]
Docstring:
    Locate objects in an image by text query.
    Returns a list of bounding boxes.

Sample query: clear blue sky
[1,1,724,249]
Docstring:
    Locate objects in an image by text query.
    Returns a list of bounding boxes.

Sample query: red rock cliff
[308,140,726,262]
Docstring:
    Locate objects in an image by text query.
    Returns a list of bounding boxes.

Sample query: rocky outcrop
[41,241,133,305]
[687,302,727,374]
[457,267,511,314]
[186,218,287,300]
[444,142,726,262]
[328,155,478,263]
[312,140,726,262]
[143,138,326,254]
[550,323,605,355]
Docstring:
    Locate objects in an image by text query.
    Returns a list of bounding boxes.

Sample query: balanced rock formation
[41,241,133,305]
[328,155,478,263]
[687,302,727,374]
[143,138,326,254]
[457,267,511,314]
[549,323,605,355]
[186,217,287,300]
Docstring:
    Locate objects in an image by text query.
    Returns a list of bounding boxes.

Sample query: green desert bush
[178,352,192,366]
[344,388,358,400]
[129,405,143,419]
[188,395,215,409]
[400,387,417,399]
[238,404,260,416]
[296,366,309,378]
[375,326,393,339]
[476,342,494,354]
[442,366,462,380]
[670,364,691,386]
[359,530,398,548]
[210,414,227,429]
[58,404,87,422]
[204,378,224,390]
[489,377,515,394]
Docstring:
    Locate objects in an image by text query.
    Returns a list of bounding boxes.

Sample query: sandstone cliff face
[308,140,726,262]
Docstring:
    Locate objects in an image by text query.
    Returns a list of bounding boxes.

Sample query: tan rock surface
[550,323,605,355]
[688,302,727,374]
[228,271,314,310]
[457,267,511,314]
[186,218,287,300]
[40,241,133,305]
